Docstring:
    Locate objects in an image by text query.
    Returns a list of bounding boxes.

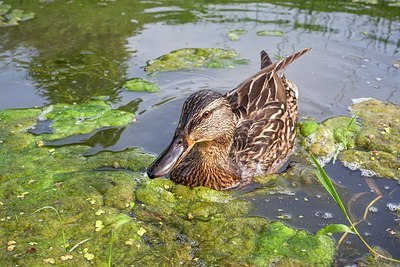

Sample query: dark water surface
[1,0,399,264]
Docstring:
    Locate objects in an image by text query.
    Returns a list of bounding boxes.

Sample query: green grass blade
[316,224,355,236]
[311,154,349,219]
[107,230,114,267]
[33,206,67,252]
[311,153,400,263]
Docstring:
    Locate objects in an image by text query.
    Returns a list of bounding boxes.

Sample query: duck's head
[147,90,235,178]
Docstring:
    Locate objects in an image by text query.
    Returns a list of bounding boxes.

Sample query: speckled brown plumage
[147,48,311,190]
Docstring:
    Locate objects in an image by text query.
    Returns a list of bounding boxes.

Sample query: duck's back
[226,48,311,180]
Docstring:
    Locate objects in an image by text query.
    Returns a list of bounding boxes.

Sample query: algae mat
[1,98,398,265]
[0,100,335,266]
[298,98,399,179]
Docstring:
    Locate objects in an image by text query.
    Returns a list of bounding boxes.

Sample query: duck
[147,48,311,190]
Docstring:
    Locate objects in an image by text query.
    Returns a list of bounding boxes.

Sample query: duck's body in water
[147,48,311,190]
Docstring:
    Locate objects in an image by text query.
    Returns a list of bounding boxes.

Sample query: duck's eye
[202,111,211,119]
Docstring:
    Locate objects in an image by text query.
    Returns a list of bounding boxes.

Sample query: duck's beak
[147,135,195,179]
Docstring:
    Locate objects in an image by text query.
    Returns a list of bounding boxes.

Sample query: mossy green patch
[144,48,249,73]
[340,150,399,179]
[87,148,154,172]
[40,100,135,140]
[323,116,359,149]
[254,222,335,266]
[0,108,41,151]
[351,99,399,155]
[0,101,336,266]
[336,99,400,179]
[298,120,319,137]
[123,78,160,93]
[300,124,335,160]
[297,99,399,179]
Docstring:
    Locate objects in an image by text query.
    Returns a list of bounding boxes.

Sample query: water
[1,0,399,263]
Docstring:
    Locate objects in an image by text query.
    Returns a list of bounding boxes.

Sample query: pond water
[1,0,399,264]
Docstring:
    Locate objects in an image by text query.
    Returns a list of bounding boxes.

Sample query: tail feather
[273,48,312,73]
[260,50,273,69]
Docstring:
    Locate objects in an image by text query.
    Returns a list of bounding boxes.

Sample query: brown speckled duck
[147,48,311,190]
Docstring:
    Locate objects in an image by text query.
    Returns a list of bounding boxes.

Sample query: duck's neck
[196,136,232,165]
[171,136,241,190]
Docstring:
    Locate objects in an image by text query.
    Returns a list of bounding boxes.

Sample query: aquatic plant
[311,154,400,264]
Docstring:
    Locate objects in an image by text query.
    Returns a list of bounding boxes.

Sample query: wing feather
[226,48,311,176]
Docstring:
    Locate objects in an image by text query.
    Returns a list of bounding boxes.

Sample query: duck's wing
[226,48,311,173]
[226,48,310,121]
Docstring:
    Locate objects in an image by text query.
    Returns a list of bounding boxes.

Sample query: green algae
[3,97,398,265]
[300,124,336,160]
[227,29,247,41]
[323,116,360,149]
[40,100,135,140]
[0,101,336,266]
[340,99,400,179]
[298,116,359,160]
[122,78,160,93]
[297,99,399,180]
[340,150,399,179]
[254,222,335,266]
[298,120,319,137]
[0,2,34,27]
[0,108,41,151]
[256,30,284,36]
[144,48,249,73]
[351,99,399,155]
[87,148,155,173]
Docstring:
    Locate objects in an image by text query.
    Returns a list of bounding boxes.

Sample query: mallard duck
[147,48,311,190]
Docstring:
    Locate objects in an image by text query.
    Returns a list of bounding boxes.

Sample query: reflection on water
[0,0,398,108]
[0,0,399,263]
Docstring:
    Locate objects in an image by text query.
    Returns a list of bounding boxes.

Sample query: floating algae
[122,78,160,93]
[144,48,249,73]
[0,101,336,266]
